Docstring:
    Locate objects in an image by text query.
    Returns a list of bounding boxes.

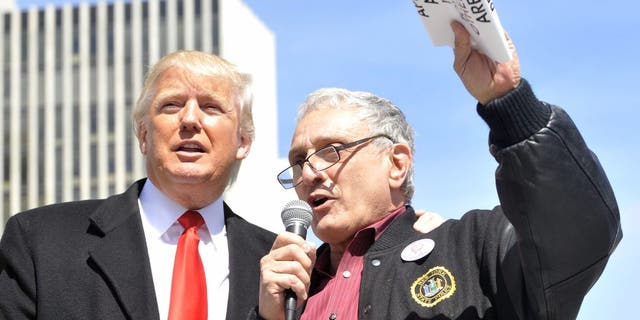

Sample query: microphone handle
[284,289,297,320]
[283,222,308,320]
[285,223,308,239]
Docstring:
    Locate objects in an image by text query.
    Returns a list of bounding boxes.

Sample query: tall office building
[0,0,294,234]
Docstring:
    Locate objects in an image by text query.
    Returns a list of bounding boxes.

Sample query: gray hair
[296,88,415,201]
[131,50,254,186]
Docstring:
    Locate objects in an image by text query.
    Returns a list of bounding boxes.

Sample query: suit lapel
[224,203,270,320]
[88,179,160,320]
[225,204,249,320]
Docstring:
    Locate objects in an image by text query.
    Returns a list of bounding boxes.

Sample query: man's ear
[137,121,148,155]
[235,134,252,160]
[388,143,412,190]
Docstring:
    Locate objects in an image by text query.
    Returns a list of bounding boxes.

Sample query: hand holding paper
[412,0,520,103]
[451,21,520,104]
[412,0,512,62]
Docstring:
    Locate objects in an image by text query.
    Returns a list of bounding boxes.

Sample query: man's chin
[171,173,211,184]
[314,221,350,244]
[164,165,214,184]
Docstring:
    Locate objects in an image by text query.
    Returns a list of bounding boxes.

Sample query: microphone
[280,199,313,320]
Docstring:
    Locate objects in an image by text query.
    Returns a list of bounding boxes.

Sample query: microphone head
[281,199,313,229]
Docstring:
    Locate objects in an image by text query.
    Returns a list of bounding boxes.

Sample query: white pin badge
[401,238,435,262]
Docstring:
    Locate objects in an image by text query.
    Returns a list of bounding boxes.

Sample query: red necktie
[168,210,207,320]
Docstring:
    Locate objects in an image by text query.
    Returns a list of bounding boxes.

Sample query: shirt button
[329,313,337,320]
[342,270,351,278]
[363,304,372,314]
[371,259,381,267]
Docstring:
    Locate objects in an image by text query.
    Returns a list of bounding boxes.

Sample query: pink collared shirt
[301,206,407,320]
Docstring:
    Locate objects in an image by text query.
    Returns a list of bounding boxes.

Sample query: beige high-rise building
[0,0,295,234]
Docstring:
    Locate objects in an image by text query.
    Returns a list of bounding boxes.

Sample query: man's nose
[181,99,202,131]
[299,161,323,186]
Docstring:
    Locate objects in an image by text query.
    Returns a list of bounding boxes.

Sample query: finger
[451,21,472,74]
[413,211,445,233]
[452,20,471,49]
[264,243,314,271]
[263,260,312,291]
[261,239,316,286]
[271,231,308,250]
[271,232,317,274]
[258,261,309,320]
[503,31,518,61]
[301,241,317,276]
[261,258,312,300]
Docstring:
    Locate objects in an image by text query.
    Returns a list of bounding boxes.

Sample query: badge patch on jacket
[410,266,456,307]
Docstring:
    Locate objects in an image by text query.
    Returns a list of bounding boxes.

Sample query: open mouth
[178,143,204,153]
[311,196,328,208]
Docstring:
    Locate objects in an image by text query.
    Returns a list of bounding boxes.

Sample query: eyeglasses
[277,134,394,189]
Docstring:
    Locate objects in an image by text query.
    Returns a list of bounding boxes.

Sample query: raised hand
[451,21,521,105]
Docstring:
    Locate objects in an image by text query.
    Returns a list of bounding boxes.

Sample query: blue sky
[17,0,640,318]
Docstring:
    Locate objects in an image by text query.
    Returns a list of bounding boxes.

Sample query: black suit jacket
[0,179,276,320]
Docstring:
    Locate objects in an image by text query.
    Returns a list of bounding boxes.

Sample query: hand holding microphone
[258,200,315,320]
[281,200,313,320]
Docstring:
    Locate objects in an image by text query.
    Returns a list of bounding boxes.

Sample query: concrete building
[0,0,295,234]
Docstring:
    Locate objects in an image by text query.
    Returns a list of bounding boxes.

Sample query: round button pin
[400,238,435,262]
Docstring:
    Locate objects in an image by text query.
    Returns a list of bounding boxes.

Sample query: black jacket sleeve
[0,216,37,319]
[479,79,622,319]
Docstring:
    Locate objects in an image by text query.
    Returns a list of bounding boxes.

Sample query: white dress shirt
[138,180,229,320]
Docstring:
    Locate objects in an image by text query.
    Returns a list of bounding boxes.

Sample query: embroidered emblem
[410,266,456,307]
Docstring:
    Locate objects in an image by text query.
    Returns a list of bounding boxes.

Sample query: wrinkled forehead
[152,66,238,102]
[290,106,369,150]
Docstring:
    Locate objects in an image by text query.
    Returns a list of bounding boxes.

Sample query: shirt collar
[315,205,407,276]
[138,179,225,240]
[368,205,407,241]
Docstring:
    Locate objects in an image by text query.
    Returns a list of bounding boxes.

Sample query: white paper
[412,0,512,62]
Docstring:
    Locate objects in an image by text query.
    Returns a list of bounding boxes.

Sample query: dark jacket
[251,80,622,320]
[0,178,277,320]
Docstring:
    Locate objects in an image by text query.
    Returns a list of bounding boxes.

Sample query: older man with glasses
[254,22,621,320]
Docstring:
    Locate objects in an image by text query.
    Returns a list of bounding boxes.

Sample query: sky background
[15,0,640,318]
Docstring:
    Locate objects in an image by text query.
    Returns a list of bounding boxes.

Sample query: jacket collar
[88,179,146,235]
[369,205,422,252]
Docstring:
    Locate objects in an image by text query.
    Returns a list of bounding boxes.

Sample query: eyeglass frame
[277,134,395,189]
